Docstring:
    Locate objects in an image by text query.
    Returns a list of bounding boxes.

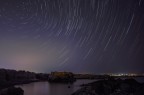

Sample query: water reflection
[16,79,96,95]
[49,83,73,95]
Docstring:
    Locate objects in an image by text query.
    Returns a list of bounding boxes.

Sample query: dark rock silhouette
[48,71,76,83]
[134,84,144,95]
[0,87,24,95]
[0,68,49,90]
[36,73,49,80]
[72,78,144,95]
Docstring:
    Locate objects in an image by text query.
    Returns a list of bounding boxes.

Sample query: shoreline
[0,68,49,95]
[72,78,144,95]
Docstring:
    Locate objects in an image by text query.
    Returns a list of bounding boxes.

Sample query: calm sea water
[16,79,96,95]
[16,77,144,95]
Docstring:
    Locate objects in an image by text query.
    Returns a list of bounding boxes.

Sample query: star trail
[0,0,144,73]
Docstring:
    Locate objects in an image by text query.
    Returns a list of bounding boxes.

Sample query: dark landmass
[48,71,76,83]
[74,74,109,79]
[72,77,144,95]
[0,68,49,95]
[1,68,144,95]
[74,73,144,79]
[0,87,24,95]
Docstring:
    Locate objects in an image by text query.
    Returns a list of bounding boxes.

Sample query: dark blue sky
[0,0,144,74]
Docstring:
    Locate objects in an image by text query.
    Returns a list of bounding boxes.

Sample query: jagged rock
[72,78,144,95]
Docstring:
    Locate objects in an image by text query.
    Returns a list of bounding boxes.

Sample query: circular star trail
[0,0,144,73]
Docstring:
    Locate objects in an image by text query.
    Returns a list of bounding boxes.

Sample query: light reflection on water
[16,79,96,95]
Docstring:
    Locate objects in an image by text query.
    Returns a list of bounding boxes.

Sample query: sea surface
[16,79,96,95]
[16,77,144,95]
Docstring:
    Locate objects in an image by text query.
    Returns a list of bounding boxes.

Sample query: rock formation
[72,78,144,95]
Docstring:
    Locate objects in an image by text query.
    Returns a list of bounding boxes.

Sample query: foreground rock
[0,87,24,95]
[72,78,144,95]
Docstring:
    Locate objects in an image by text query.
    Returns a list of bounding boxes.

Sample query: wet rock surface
[72,78,144,95]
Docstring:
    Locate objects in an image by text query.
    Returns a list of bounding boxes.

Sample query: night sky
[0,0,144,74]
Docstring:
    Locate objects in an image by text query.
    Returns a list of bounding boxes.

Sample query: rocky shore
[72,78,144,95]
[0,68,49,95]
